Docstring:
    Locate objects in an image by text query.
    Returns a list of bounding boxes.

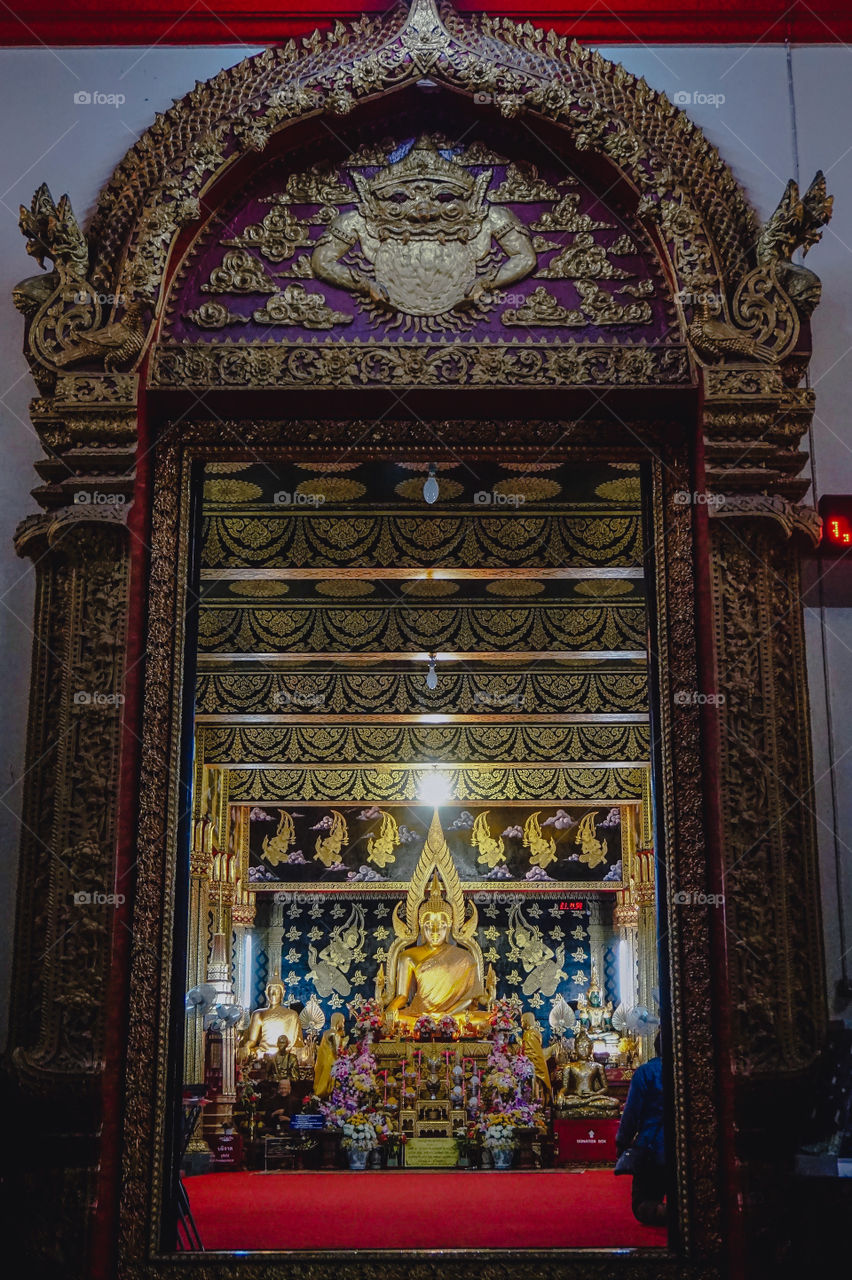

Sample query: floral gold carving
[501,286,584,327]
[252,285,353,329]
[152,340,690,389]
[200,247,277,294]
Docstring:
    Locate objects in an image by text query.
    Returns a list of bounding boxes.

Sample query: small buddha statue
[555,1030,620,1115]
[313,1012,347,1098]
[384,873,492,1031]
[237,980,306,1064]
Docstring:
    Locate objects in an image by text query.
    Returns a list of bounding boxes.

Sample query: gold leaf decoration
[203,479,263,503]
[486,579,546,597]
[293,462,361,472]
[498,462,561,472]
[594,477,642,502]
[296,478,366,502]
[575,578,635,598]
[400,579,459,597]
[395,462,459,472]
[315,579,376,597]
[492,477,562,501]
[229,580,289,597]
[205,463,254,475]
[394,478,464,501]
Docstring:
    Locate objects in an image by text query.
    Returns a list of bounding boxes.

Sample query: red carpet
[186,1169,668,1250]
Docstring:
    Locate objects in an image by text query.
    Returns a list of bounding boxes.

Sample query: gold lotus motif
[229,580,289,597]
[203,479,263,503]
[575,579,635,597]
[492,477,562,501]
[205,462,254,475]
[315,579,376,597]
[595,477,642,502]
[296,478,366,501]
[400,578,459,597]
[394,478,464,501]
[486,579,546,597]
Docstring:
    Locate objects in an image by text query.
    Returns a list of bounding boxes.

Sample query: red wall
[2,1,850,46]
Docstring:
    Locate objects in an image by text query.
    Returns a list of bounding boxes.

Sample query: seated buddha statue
[555,1029,620,1115]
[237,980,307,1065]
[384,871,492,1032]
[576,965,619,1054]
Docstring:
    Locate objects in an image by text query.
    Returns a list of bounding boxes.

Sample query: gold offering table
[374,1038,492,1140]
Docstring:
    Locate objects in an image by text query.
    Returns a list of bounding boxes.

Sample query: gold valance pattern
[225,763,645,804]
[201,511,643,569]
[195,602,647,655]
[201,722,650,767]
[194,669,649,716]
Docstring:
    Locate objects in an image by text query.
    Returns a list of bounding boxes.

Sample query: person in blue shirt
[615,1032,667,1226]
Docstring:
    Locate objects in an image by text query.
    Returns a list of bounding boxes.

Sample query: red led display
[818,496,852,556]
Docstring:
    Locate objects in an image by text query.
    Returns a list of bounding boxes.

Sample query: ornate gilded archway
[7,3,829,1278]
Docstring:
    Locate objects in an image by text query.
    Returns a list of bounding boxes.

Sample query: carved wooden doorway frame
[7,4,827,1278]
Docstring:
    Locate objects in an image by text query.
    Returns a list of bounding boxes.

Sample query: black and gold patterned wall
[195,458,650,820]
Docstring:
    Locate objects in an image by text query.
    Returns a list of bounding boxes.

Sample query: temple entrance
[177,455,665,1248]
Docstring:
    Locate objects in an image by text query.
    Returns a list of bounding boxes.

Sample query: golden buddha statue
[378,810,495,1032]
[237,979,306,1064]
[555,1029,620,1115]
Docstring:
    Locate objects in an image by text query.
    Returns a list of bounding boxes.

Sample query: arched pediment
[12,0,831,441]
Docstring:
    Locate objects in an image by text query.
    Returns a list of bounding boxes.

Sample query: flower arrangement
[353,998,385,1037]
[338,1109,391,1151]
[473,1034,546,1156]
[479,1115,518,1152]
[437,1014,460,1040]
[321,1037,389,1151]
[489,995,522,1035]
[484,1039,530,1098]
[413,1014,438,1040]
[236,1078,263,1140]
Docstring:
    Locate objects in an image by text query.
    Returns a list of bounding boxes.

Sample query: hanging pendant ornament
[422,463,440,504]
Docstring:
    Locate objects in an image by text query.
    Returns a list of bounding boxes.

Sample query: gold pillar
[184,816,214,1085]
[231,806,256,1025]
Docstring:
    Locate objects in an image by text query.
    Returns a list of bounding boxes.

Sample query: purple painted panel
[165,137,676,348]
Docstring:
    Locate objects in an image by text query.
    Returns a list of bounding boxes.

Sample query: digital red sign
[818,497,852,556]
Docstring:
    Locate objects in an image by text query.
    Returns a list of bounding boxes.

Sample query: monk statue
[313,1012,347,1099]
[237,980,307,1064]
[555,1029,620,1115]
[521,1011,553,1101]
[266,1034,300,1082]
[383,872,492,1030]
